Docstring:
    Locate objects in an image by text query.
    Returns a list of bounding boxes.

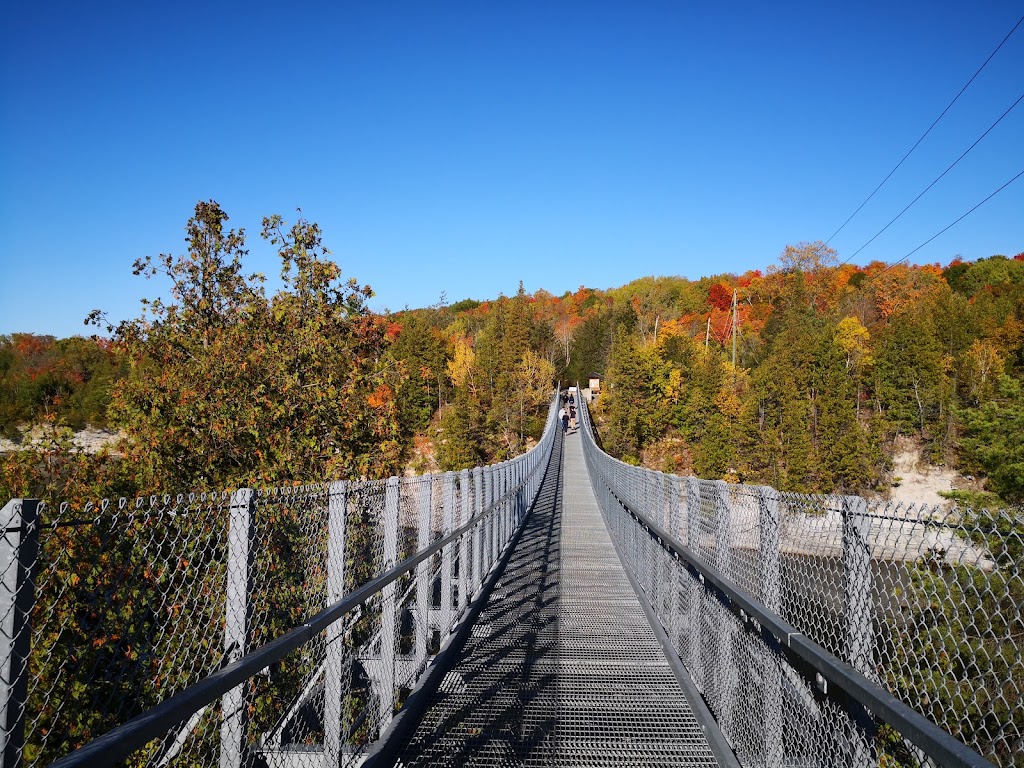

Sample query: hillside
[3,230,1023,508]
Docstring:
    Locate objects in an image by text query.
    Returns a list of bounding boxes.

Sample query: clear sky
[2,1,1022,338]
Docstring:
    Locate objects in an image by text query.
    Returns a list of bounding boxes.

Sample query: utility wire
[844,90,1024,264]
[855,166,1024,289]
[824,11,1024,247]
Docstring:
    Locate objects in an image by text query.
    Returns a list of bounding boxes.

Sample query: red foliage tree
[708,283,733,311]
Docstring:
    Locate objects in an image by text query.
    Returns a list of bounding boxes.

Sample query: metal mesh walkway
[392,430,721,767]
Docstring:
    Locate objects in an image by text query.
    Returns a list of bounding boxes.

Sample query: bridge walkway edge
[370,427,729,767]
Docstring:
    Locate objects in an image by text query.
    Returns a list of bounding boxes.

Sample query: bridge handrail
[8,392,562,768]
[576,396,1001,768]
[48,470,535,768]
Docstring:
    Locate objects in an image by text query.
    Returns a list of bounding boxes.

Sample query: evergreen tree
[959,374,1024,504]
[872,311,951,458]
[602,328,669,463]
[389,309,450,436]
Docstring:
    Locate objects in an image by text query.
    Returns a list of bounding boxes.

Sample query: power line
[855,166,1024,289]
[824,11,1024,247]
[844,89,1024,264]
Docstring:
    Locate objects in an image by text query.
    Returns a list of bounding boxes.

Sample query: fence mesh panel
[0,396,558,767]
[578,401,1022,768]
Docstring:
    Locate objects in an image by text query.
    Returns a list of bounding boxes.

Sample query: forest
[2,201,1023,511]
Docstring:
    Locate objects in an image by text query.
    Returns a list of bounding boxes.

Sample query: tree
[835,316,872,417]
[602,329,669,463]
[872,311,952,458]
[389,309,451,437]
[0,334,124,439]
[958,374,1024,504]
[566,310,612,384]
[95,200,401,489]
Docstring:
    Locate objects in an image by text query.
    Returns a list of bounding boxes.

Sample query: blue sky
[2,1,1022,338]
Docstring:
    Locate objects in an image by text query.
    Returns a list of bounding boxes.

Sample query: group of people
[558,391,578,434]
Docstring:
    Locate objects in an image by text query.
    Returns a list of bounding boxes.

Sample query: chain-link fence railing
[0,395,559,768]
[578,400,1020,768]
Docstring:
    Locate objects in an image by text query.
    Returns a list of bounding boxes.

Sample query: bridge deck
[391,430,721,767]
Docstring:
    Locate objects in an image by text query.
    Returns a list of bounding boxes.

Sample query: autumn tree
[0,334,123,439]
[96,200,402,490]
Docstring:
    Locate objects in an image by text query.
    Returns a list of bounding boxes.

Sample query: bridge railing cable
[1,393,561,768]
[576,399,1018,768]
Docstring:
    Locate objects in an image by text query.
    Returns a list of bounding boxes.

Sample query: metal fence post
[489,467,499,566]
[378,477,401,730]
[1,499,39,768]
[685,477,703,690]
[324,481,348,765]
[458,470,470,613]
[516,462,524,523]
[441,473,455,635]
[758,486,784,768]
[500,463,509,545]
[508,463,516,534]
[656,473,672,616]
[665,477,681,648]
[221,489,254,768]
[843,495,874,673]
[472,467,483,594]
[713,480,736,734]
[843,494,875,767]
[415,477,432,662]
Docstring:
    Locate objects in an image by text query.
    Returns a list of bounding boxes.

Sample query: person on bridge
[559,405,569,433]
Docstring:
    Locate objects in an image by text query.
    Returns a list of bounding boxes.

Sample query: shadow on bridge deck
[381,430,724,767]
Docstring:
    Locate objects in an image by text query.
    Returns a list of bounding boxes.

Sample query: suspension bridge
[1,392,1020,767]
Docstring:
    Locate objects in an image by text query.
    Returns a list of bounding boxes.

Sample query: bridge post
[843,495,875,766]
[0,499,39,768]
[491,460,499,548]
[713,480,737,738]
[685,477,703,691]
[489,466,499,567]
[324,481,348,765]
[508,462,517,533]
[472,467,483,594]
[516,459,523,519]
[480,468,491,577]
[512,462,520,528]
[458,470,470,613]
[377,477,401,731]
[638,471,651,597]
[658,472,673,616]
[499,462,507,548]
[499,462,505,544]
[757,486,785,768]
[221,488,254,768]
[415,476,432,662]
[510,462,518,530]
[667,477,684,649]
[441,473,455,636]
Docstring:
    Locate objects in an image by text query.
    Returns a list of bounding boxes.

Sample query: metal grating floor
[393,430,721,767]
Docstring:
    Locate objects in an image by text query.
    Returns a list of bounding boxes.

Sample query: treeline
[392,242,1024,505]
[2,203,1022,508]
[592,244,1024,505]
[0,334,124,438]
